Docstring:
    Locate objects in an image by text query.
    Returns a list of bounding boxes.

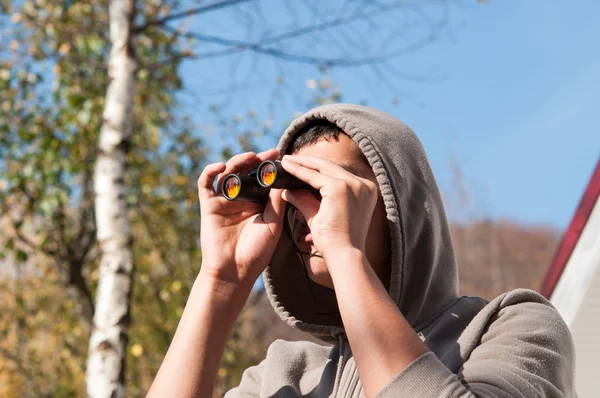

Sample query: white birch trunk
[86,0,136,396]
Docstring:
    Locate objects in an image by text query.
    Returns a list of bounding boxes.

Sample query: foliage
[0,0,204,395]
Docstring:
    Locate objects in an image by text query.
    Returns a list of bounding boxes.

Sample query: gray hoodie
[225,104,576,398]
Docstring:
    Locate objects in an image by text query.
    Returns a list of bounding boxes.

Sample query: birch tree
[0,1,202,395]
[86,1,137,396]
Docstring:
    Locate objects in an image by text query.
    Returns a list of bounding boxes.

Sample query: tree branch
[6,214,58,257]
[167,1,437,65]
[162,26,352,66]
[67,258,95,324]
[135,0,254,33]
[75,166,97,264]
[170,23,435,66]
[250,1,409,46]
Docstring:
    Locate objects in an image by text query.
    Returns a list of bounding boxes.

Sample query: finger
[281,189,320,229]
[257,148,279,162]
[262,188,286,237]
[214,152,261,195]
[198,162,227,200]
[283,155,357,183]
[281,156,336,190]
[222,152,260,175]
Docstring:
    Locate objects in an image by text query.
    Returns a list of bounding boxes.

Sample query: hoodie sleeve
[224,360,265,398]
[375,298,577,398]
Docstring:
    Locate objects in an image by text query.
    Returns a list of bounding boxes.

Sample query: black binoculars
[221,160,314,203]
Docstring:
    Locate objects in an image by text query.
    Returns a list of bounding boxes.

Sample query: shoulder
[459,289,576,397]
[484,289,573,355]
[482,288,570,333]
[490,288,559,307]
[462,288,573,351]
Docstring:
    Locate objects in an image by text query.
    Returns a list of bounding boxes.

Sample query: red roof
[541,158,600,298]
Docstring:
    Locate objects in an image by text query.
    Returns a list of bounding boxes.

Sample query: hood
[263,104,458,342]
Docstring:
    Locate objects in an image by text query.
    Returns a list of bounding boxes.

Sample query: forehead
[291,134,370,177]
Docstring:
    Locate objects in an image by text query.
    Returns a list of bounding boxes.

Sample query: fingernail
[283,155,296,162]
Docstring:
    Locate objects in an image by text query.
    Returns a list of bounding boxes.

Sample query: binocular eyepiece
[221,160,313,203]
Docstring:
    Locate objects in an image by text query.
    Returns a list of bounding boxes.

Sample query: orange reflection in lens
[260,163,276,186]
[225,177,241,199]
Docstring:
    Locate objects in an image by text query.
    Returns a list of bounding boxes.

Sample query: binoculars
[221,160,314,203]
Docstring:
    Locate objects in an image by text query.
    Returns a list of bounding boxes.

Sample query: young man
[149,104,576,397]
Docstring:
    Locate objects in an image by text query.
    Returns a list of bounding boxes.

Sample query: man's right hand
[197,149,287,292]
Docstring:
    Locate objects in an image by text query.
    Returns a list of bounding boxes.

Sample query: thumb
[281,189,320,228]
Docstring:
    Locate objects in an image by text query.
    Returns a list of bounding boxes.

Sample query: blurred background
[0,0,599,397]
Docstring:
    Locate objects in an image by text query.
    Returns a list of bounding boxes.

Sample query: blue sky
[179,0,599,230]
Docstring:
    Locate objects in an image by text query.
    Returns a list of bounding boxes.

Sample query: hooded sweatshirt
[225,104,577,398]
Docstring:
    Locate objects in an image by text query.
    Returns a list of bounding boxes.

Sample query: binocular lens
[259,162,277,187]
[221,172,270,203]
[223,175,241,200]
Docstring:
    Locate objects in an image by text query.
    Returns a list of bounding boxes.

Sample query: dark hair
[287,121,345,154]
[286,120,371,175]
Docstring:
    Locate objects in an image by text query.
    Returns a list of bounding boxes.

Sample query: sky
[178,0,600,231]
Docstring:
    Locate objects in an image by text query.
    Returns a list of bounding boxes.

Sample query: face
[287,134,391,290]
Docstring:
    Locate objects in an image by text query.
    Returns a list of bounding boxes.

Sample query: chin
[300,252,334,289]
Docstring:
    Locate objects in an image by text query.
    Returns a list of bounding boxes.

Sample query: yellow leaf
[175,176,187,186]
[58,43,71,55]
[130,343,143,357]
[170,280,182,293]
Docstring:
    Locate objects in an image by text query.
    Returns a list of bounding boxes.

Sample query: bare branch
[75,166,97,264]
[255,1,409,46]
[171,1,440,66]
[299,0,353,58]
[6,214,58,257]
[165,25,382,66]
[135,0,254,33]
[65,258,95,324]
[369,63,428,109]
[156,1,395,62]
